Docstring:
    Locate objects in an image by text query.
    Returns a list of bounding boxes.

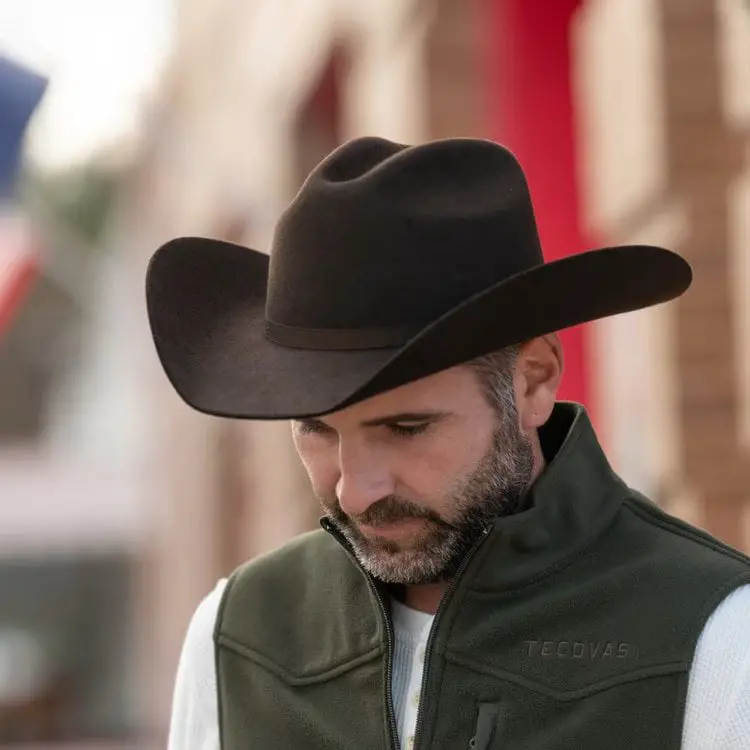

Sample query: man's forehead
[310,366,486,425]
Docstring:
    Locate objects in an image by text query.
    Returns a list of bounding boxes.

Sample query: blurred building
[1,0,748,745]
[577,0,750,550]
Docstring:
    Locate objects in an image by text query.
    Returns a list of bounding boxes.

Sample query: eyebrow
[360,410,451,427]
[297,410,451,430]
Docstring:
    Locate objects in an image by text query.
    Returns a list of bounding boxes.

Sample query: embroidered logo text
[523,640,635,659]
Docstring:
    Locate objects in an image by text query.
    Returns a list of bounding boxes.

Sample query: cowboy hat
[145,136,691,420]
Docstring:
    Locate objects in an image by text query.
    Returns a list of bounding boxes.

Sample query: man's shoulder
[625,491,749,552]
[621,491,750,582]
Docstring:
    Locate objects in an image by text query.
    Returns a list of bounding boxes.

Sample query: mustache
[324,494,451,529]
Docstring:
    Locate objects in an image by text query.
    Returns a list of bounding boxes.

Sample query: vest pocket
[469,702,503,749]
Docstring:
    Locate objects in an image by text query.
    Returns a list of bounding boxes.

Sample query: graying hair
[466,346,520,416]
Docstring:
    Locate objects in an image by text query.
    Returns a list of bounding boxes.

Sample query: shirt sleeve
[682,583,750,749]
[167,578,229,750]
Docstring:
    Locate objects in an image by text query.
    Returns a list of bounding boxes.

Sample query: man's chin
[331,517,470,584]
[352,544,453,586]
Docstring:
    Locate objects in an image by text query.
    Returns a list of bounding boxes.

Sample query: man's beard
[318,411,535,585]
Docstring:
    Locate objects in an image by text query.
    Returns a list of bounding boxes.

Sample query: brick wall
[657,0,749,549]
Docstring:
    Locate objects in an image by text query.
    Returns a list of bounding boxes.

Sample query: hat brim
[146,237,691,419]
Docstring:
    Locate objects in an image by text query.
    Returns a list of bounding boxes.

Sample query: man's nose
[335,442,394,518]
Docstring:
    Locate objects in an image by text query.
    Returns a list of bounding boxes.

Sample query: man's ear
[514,334,563,431]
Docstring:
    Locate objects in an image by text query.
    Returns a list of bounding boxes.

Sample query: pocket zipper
[468,702,502,749]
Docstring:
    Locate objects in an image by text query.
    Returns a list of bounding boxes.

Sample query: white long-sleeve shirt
[168,580,750,750]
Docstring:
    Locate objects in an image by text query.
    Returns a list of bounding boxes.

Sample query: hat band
[264,319,422,351]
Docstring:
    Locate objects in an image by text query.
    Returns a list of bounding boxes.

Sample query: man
[146,137,750,749]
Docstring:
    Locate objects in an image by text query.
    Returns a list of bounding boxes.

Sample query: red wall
[483,0,592,412]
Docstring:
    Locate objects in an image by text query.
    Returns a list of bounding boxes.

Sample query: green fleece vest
[215,404,750,749]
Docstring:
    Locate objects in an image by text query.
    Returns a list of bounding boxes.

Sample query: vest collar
[470,402,628,589]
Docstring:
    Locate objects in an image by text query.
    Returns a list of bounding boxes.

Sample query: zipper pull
[468,702,502,749]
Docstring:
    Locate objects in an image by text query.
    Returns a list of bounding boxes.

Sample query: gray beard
[319,413,535,585]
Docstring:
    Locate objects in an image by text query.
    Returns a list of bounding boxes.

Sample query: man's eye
[389,422,429,437]
[296,420,333,436]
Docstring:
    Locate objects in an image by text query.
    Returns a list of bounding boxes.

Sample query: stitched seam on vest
[623,499,750,565]
[217,633,383,686]
[214,569,242,750]
[444,651,688,701]
[669,670,691,750]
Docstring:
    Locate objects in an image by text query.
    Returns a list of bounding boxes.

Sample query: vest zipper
[412,526,492,750]
[369,572,400,750]
[320,518,400,750]
[321,519,492,750]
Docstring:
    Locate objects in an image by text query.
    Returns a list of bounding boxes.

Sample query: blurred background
[0,0,748,746]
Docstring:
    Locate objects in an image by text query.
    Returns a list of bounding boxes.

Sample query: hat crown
[265,137,544,332]
[145,136,691,419]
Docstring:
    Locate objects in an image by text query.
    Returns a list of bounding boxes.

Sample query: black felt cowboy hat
[145,136,691,420]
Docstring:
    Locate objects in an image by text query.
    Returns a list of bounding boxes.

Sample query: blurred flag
[0,54,48,197]
[0,55,47,338]
[0,210,40,337]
